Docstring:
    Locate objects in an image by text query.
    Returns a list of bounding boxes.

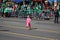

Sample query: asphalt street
[0,17,60,40]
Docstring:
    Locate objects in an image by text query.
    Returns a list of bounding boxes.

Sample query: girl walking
[26,15,31,30]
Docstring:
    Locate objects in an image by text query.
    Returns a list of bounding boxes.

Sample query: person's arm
[57,10,59,16]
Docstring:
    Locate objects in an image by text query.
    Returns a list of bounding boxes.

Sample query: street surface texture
[0,17,60,40]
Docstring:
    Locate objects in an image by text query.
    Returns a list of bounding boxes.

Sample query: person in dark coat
[54,9,59,23]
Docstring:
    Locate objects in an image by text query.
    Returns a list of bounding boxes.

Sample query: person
[26,15,31,30]
[54,9,59,23]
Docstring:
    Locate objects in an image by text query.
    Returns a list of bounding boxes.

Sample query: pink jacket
[26,17,31,23]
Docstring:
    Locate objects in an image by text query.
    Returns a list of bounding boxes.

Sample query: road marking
[2,24,60,34]
[0,31,57,40]
[36,29,60,34]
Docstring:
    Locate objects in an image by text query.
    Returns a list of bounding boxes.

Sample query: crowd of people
[0,0,60,20]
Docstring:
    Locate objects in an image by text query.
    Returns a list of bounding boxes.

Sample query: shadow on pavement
[0,30,9,31]
[0,26,9,31]
[31,28,38,30]
[0,26,4,27]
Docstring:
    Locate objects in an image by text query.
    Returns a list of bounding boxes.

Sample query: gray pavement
[0,17,60,40]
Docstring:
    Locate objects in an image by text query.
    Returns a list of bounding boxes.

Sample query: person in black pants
[54,9,59,23]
